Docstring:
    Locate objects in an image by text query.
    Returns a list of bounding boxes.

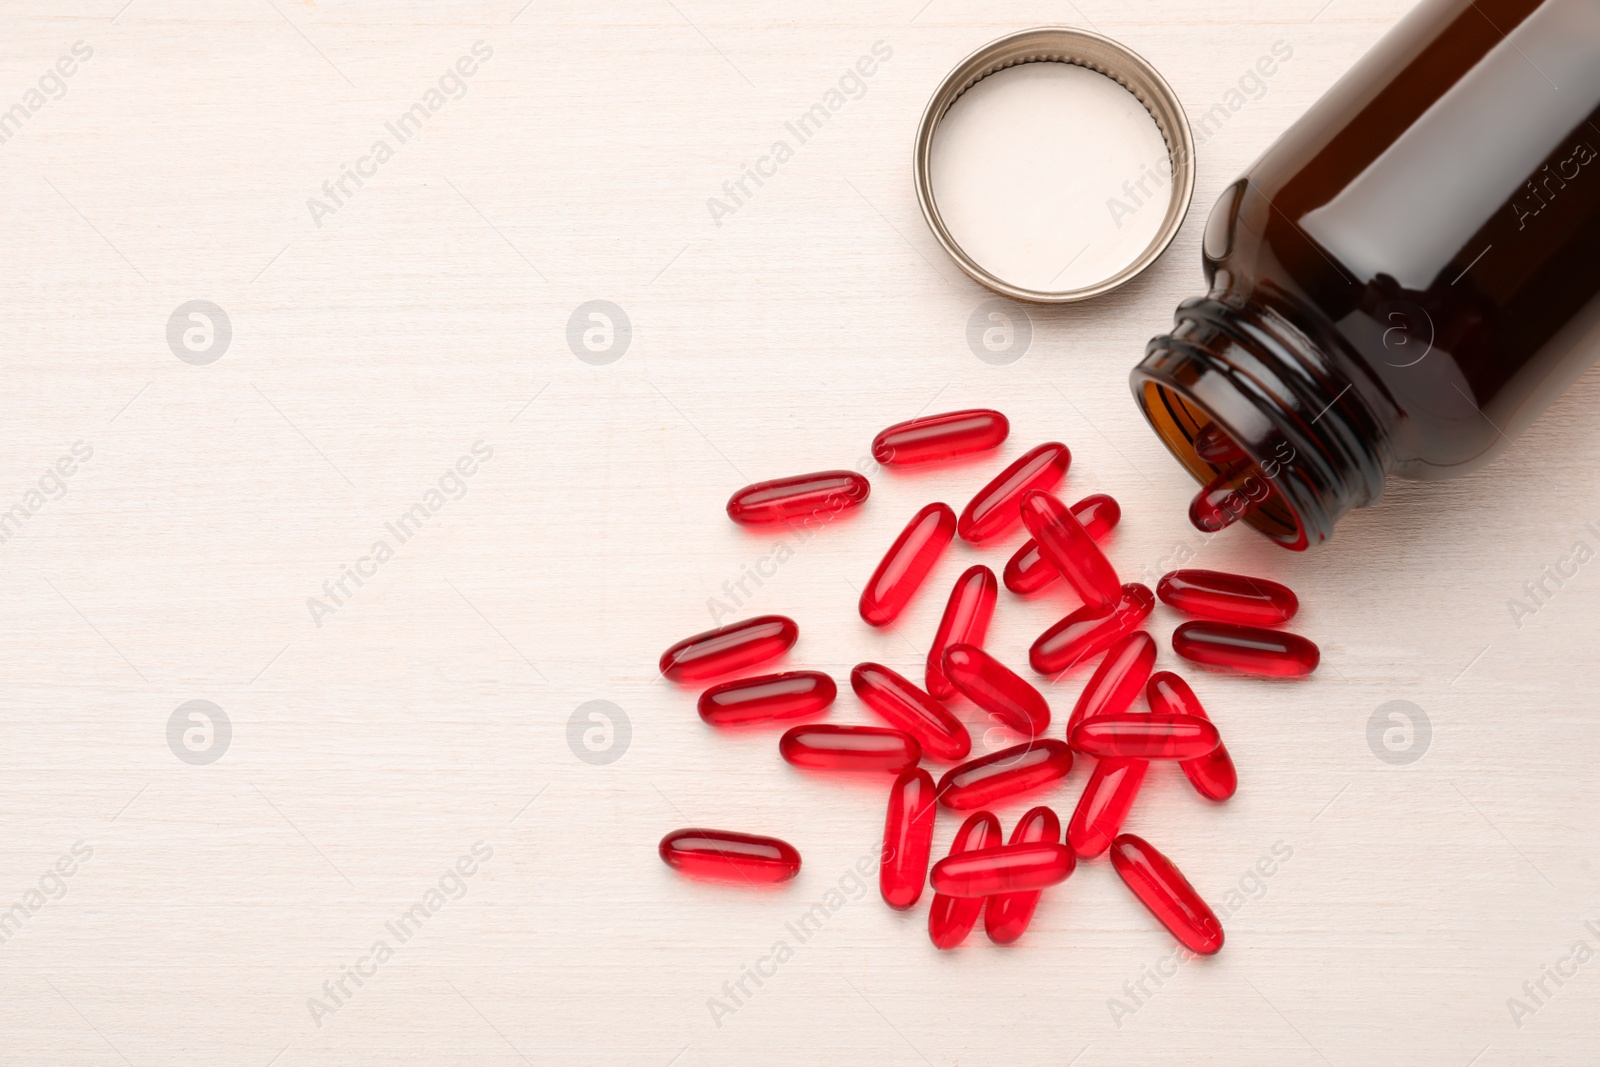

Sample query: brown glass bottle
[1132,0,1600,549]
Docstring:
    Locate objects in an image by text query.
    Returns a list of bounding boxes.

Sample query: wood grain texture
[0,1,1595,1064]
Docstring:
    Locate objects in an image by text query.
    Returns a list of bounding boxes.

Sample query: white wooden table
[2,1,1595,1064]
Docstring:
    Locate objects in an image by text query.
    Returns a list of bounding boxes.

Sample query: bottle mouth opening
[1137,380,1310,551]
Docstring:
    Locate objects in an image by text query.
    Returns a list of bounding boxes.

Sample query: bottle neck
[1131,294,1390,550]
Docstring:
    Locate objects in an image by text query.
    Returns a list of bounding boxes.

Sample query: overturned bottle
[1133,0,1600,549]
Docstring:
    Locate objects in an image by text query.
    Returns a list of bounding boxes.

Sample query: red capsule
[1188,460,1254,533]
[925,565,998,700]
[941,643,1051,737]
[698,671,836,727]
[851,662,972,762]
[1065,631,1157,742]
[1020,491,1122,610]
[1070,713,1220,760]
[873,408,1010,467]
[659,828,801,884]
[1067,757,1148,858]
[957,442,1071,544]
[880,768,938,910]
[1172,621,1320,677]
[779,724,921,773]
[1192,423,1245,464]
[1157,568,1299,627]
[936,740,1073,810]
[1030,583,1155,676]
[859,502,957,626]
[660,615,798,682]
[930,842,1076,897]
[1004,493,1121,595]
[984,806,1061,944]
[726,470,870,526]
[928,811,1002,949]
[1147,671,1237,801]
[1110,834,1224,955]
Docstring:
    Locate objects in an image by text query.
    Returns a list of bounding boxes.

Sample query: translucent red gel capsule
[660,615,799,682]
[926,565,998,700]
[957,442,1071,544]
[935,740,1074,810]
[1188,460,1254,533]
[851,662,972,762]
[859,502,957,626]
[1157,568,1299,627]
[872,408,1010,467]
[1110,834,1225,955]
[1020,491,1122,610]
[1070,713,1221,760]
[726,470,870,525]
[1068,757,1148,858]
[1030,583,1155,676]
[880,768,938,910]
[658,828,801,884]
[1065,631,1157,742]
[928,810,1001,949]
[929,842,1076,897]
[941,643,1051,737]
[1172,621,1320,677]
[779,724,921,773]
[985,806,1061,944]
[1147,671,1237,801]
[698,671,836,727]
[1192,423,1244,465]
[1005,493,1121,595]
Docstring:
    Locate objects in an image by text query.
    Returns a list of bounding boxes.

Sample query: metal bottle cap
[914,27,1196,304]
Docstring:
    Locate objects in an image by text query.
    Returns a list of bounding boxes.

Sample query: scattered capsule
[698,671,837,727]
[1147,671,1237,801]
[942,643,1051,737]
[659,828,801,884]
[936,740,1074,810]
[985,806,1061,944]
[930,842,1076,897]
[1070,713,1220,760]
[1065,631,1157,743]
[852,662,972,762]
[1172,621,1320,677]
[1192,423,1245,464]
[1020,491,1122,610]
[1030,583,1155,676]
[661,615,798,683]
[779,724,921,773]
[727,470,870,525]
[926,565,998,700]
[957,442,1071,544]
[880,768,939,910]
[1157,568,1299,627]
[873,408,1010,467]
[1067,757,1148,858]
[1110,834,1224,955]
[928,811,1002,949]
[859,502,957,626]
[1004,493,1121,595]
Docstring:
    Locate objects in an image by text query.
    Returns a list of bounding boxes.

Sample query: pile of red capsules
[657,409,1318,955]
